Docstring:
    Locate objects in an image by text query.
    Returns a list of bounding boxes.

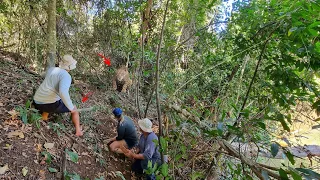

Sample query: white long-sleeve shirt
[33,67,74,111]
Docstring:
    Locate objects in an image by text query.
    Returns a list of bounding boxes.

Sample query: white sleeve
[59,72,74,111]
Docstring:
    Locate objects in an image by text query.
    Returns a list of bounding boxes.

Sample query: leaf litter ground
[0,52,155,179]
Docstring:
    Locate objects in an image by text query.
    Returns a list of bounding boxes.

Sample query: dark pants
[131,159,160,180]
[33,99,70,113]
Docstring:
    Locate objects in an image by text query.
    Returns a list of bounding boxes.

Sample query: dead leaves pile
[0,109,52,178]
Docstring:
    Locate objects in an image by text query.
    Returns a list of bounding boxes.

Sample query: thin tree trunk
[155,0,170,163]
[144,84,156,118]
[136,0,147,119]
[236,55,250,106]
[140,0,153,45]
[47,0,56,69]
[227,22,281,140]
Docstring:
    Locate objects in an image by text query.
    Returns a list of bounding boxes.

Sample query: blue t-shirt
[116,116,138,148]
[138,132,161,162]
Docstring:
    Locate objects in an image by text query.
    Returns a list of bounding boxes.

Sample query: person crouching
[33,55,83,136]
[107,108,138,153]
[121,118,161,180]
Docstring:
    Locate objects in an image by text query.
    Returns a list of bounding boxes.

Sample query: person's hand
[131,147,139,154]
[119,145,129,153]
[120,145,133,158]
[124,149,133,158]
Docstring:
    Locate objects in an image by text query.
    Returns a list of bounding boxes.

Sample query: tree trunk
[47,0,56,69]
[139,0,153,45]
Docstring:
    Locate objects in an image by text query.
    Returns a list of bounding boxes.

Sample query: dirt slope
[0,52,147,180]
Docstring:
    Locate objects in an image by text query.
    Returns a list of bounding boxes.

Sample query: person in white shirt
[33,55,83,136]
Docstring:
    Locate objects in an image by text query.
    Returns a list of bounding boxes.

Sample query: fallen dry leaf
[7,130,24,138]
[39,169,46,180]
[0,164,9,175]
[3,144,12,150]
[0,102,4,106]
[22,167,28,176]
[44,143,54,149]
[34,143,42,152]
[4,119,21,128]
[22,152,28,158]
[8,109,18,120]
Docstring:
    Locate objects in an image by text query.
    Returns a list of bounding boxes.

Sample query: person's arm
[125,135,156,160]
[134,147,140,154]
[123,149,144,159]
[141,136,156,160]
[59,73,74,111]
[132,153,144,159]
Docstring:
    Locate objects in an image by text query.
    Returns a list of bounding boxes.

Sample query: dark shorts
[33,99,70,113]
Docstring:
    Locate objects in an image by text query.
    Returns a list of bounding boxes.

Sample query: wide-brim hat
[59,55,77,70]
[138,118,153,133]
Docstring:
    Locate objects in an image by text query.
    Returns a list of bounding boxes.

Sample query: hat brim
[138,120,153,133]
[59,61,77,70]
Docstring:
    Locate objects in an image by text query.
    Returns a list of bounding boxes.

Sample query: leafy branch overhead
[0,0,320,179]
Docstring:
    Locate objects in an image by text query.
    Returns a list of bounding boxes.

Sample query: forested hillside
[0,0,320,179]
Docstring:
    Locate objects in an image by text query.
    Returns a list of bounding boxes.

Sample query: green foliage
[48,122,66,137]
[1,0,319,179]
[284,151,295,165]
[161,163,168,177]
[64,171,81,180]
[289,167,302,180]
[296,168,320,179]
[41,151,52,164]
[66,149,79,163]
[48,167,58,173]
[279,168,289,180]
[191,172,204,180]
[16,100,42,128]
[115,171,125,180]
[159,137,168,153]
[94,177,105,180]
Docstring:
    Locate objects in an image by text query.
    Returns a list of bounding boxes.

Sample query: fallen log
[230,142,320,159]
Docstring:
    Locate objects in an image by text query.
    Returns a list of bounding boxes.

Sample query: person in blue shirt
[108,108,138,153]
[121,118,161,180]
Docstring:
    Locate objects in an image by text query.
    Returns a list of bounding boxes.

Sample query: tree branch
[218,139,281,179]
[226,22,282,140]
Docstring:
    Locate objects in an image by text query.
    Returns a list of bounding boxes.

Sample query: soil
[0,52,155,180]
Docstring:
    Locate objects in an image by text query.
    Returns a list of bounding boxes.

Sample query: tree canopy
[1,0,320,179]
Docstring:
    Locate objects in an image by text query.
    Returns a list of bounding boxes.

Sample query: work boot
[42,112,49,120]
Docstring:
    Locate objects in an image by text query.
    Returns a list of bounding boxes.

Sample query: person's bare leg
[109,140,127,154]
[71,111,83,136]
[42,112,49,120]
